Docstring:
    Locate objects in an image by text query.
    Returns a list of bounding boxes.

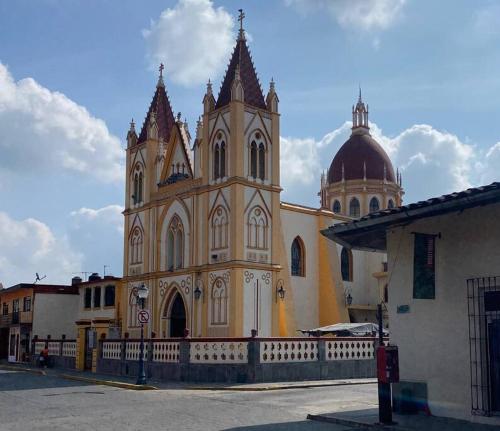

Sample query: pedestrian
[39,344,49,368]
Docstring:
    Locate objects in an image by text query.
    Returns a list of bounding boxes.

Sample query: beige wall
[387,202,500,423]
[32,294,78,339]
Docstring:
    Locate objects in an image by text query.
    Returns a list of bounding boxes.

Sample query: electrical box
[377,345,399,383]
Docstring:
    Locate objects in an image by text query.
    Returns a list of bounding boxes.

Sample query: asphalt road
[0,370,377,431]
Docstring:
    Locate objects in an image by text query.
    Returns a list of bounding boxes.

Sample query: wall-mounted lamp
[277,285,286,301]
[194,286,202,300]
[345,292,353,306]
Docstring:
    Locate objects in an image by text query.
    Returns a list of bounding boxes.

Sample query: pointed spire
[266,77,279,112]
[137,70,176,145]
[215,12,266,110]
[352,88,369,131]
[207,78,213,96]
[129,118,135,133]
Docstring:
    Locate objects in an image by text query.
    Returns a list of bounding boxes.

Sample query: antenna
[103,265,109,277]
[34,273,47,284]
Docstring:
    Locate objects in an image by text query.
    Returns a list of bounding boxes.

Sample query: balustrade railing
[152,340,180,363]
[190,340,248,364]
[32,339,77,357]
[260,339,318,363]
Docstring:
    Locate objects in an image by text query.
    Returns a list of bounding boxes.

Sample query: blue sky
[0,0,499,286]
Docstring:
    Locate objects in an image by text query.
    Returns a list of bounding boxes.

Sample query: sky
[0,0,499,287]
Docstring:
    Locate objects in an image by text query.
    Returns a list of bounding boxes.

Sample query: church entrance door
[169,293,186,338]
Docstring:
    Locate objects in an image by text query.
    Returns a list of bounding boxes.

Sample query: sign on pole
[137,309,150,324]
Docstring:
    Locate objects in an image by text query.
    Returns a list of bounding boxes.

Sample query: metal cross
[159,63,164,77]
[238,9,245,31]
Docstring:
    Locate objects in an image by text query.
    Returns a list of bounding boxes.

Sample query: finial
[129,118,135,132]
[238,9,246,40]
[207,78,212,94]
[363,161,367,180]
[341,162,345,181]
[177,112,182,122]
[358,85,362,103]
[270,77,275,91]
[157,63,165,88]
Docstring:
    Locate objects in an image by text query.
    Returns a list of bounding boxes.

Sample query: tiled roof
[215,37,266,110]
[137,83,176,145]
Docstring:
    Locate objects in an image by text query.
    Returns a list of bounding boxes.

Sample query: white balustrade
[152,341,180,363]
[48,341,60,356]
[190,341,248,364]
[102,341,122,360]
[125,341,141,361]
[62,342,76,357]
[325,339,374,361]
[260,340,318,363]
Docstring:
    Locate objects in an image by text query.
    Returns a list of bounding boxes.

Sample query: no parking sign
[137,309,150,324]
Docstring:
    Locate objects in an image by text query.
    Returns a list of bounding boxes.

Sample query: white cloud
[143,0,234,86]
[285,0,406,31]
[0,63,124,183]
[68,205,124,277]
[0,211,82,287]
[280,122,483,207]
[71,205,124,234]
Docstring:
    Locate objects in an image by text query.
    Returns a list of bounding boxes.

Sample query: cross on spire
[238,9,245,31]
[159,63,164,78]
[238,9,246,40]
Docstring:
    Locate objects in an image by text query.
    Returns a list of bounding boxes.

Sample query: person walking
[39,345,49,368]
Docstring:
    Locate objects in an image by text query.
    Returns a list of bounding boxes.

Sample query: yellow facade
[120,28,393,339]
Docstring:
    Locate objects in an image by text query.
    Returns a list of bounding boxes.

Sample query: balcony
[1,311,33,326]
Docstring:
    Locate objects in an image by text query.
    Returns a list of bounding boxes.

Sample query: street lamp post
[135,283,149,386]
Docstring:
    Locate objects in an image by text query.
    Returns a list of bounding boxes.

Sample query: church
[121,19,403,339]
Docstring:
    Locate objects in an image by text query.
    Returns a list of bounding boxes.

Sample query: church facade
[121,24,402,339]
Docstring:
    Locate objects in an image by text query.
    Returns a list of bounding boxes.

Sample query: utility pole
[377,303,393,424]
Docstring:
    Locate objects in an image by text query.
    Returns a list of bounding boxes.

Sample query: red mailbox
[377,345,399,383]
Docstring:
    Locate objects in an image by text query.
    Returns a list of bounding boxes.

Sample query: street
[0,370,377,430]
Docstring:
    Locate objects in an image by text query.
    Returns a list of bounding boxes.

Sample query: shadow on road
[223,420,364,430]
[0,370,92,391]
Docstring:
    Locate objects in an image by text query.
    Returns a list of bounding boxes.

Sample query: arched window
[258,143,265,180]
[214,143,220,179]
[349,197,360,218]
[388,199,395,209]
[211,278,228,325]
[133,173,139,205]
[212,206,228,250]
[220,142,226,178]
[250,141,257,178]
[130,227,143,264]
[247,206,268,249]
[166,215,184,270]
[341,247,353,282]
[333,200,341,214]
[291,237,305,276]
[138,172,143,203]
[369,197,380,213]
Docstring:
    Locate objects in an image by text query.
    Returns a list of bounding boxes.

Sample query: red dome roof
[328,132,395,183]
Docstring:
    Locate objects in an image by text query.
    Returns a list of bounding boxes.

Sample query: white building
[323,182,500,424]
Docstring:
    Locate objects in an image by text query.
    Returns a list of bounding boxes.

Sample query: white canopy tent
[300,322,388,337]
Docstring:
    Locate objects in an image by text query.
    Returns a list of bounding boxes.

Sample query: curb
[307,413,405,430]
[58,373,158,390]
[0,364,46,376]
[188,380,377,392]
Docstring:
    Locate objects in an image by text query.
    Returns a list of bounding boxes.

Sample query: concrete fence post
[318,338,326,362]
[59,341,63,357]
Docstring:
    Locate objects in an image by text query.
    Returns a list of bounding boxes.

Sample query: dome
[328,132,395,184]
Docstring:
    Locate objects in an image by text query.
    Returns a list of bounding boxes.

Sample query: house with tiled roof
[322,183,500,424]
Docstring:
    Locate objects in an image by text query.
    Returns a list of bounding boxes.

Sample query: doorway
[84,328,94,370]
[169,293,186,338]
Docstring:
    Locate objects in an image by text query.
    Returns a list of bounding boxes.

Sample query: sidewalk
[308,408,500,430]
[0,362,376,391]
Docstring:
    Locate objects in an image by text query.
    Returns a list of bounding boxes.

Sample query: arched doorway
[169,293,186,338]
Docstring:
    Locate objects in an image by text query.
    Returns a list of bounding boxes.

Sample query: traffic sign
[137,309,150,324]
